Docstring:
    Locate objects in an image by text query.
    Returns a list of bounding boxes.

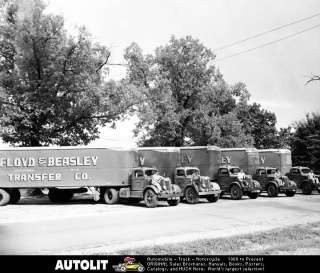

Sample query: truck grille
[160,179,171,191]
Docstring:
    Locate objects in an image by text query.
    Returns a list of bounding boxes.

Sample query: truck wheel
[230,185,243,200]
[168,199,180,206]
[247,192,259,199]
[0,189,10,206]
[103,188,119,204]
[144,189,158,208]
[285,190,295,197]
[267,184,278,197]
[185,187,199,204]
[302,183,312,195]
[9,189,21,204]
[207,195,219,202]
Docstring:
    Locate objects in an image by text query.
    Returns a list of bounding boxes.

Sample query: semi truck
[0,147,181,207]
[252,167,296,197]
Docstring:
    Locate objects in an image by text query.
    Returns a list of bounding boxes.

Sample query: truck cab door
[218,168,230,191]
[131,169,145,191]
[259,169,268,188]
[174,169,187,192]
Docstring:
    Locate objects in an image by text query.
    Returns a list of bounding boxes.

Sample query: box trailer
[179,146,221,179]
[258,149,292,175]
[0,146,181,207]
[220,148,260,175]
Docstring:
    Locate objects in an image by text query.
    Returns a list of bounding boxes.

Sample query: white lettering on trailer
[221,156,231,164]
[8,173,62,182]
[139,157,145,166]
[0,157,36,167]
[0,156,98,168]
[260,156,265,164]
[41,156,98,167]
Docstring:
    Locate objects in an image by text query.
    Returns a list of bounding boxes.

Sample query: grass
[110,222,320,255]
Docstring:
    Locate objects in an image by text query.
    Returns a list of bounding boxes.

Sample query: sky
[2,0,320,148]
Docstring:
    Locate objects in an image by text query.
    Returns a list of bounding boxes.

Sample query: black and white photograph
[0,0,319,272]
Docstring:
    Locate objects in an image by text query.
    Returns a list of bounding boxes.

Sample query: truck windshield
[301,168,311,174]
[267,169,276,174]
[230,168,240,174]
[145,169,158,176]
[186,169,199,176]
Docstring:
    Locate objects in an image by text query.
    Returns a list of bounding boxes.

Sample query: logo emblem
[113,257,145,272]
[260,157,265,164]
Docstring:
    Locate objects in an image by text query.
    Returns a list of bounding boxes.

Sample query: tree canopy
[291,113,320,170]
[0,0,135,146]
[124,36,281,148]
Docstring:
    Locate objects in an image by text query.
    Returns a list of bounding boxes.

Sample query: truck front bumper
[158,191,183,201]
[279,184,297,193]
[198,189,221,197]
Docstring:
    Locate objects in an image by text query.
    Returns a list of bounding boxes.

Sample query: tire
[144,189,158,208]
[138,265,145,272]
[0,189,10,206]
[207,195,219,202]
[230,184,243,200]
[267,184,279,197]
[48,189,74,203]
[185,187,199,204]
[302,183,312,195]
[103,188,119,204]
[168,199,180,206]
[247,192,259,199]
[285,190,295,197]
[9,189,21,204]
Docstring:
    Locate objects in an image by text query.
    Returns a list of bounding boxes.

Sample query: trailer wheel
[185,187,199,204]
[230,184,243,200]
[9,189,21,204]
[167,199,180,206]
[267,184,278,197]
[0,189,10,206]
[207,195,219,202]
[144,189,158,208]
[103,188,119,204]
[302,183,312,195]
[285,190,295,197]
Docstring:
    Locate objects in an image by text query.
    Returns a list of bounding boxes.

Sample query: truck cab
[214,165,261,200]
[252,167,296,197]
[173,167,221,204]
[118,167,182,208]
[286,166,320,194]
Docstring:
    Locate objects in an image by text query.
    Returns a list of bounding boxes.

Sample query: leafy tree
[291,113,320,170]
[0,0,135,146]
[125,36,253,147]
[236,102,279,149]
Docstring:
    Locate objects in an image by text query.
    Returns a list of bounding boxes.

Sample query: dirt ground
[0,191,319,254]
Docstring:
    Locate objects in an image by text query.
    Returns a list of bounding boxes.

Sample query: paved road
[0,193,319,254]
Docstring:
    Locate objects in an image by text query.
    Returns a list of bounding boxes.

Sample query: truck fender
[184,184,198,195]
[171,184,182,194]
[143,185,160,196]
[229,181,242,191]
[267,181,279,189]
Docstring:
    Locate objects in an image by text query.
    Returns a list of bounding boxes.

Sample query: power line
[214,12,320,51]
[215,23,320,62]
